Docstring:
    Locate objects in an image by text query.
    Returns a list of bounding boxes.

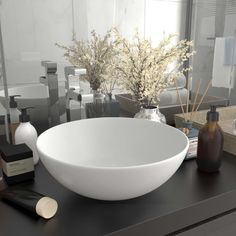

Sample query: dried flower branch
[111,29,196,106]
[56,29,117,93]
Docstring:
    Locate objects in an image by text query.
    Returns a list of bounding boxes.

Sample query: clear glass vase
[85,89,105,118]
[134,105,166,124]
[92,89,105,104]
[86,90,120,118]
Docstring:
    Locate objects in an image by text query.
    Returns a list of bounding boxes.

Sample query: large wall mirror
[0,0,188,136]
[1,0,235,137]
[0,0,187,86]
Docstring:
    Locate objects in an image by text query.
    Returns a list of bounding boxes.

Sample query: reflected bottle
[9,95,21,144]
[196,106,224,172]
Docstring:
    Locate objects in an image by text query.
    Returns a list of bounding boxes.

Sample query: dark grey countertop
[0,151,236,236]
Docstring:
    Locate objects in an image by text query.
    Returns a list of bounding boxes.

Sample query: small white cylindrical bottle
[15,107,39,165]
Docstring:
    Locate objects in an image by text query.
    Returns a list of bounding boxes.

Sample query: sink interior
[0,84,65,100]
[37,118,188,168]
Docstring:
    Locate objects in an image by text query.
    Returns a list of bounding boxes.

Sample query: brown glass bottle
[196,106,224,172]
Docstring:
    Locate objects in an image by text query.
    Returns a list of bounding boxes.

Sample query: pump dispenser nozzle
[207,105,219,122]
[9,95,21,108]
[19,107,34,122]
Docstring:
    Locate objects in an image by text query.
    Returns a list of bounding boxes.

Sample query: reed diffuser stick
[190,79,202,121]
[194,79,212,114]
[174,77,187,121]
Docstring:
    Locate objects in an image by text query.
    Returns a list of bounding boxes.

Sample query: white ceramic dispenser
[15,107,39,165]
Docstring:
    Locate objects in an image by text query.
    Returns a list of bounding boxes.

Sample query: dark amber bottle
[196,106,224,172]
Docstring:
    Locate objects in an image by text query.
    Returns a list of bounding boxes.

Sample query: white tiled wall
[145,0,187,44]
[1,0,145,86]
[0,0,187,88]
[1,0,73,85]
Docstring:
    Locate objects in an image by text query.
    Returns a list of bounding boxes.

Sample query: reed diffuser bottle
[196,106,224,172]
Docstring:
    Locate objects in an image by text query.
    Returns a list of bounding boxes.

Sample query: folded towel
[224,37,236,65]
[212,38,234,88]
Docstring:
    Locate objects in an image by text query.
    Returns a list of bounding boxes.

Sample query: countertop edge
[107,189,236,236]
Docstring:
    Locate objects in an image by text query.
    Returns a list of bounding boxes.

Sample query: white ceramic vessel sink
[0,84,66,123]
[37,118,189,201]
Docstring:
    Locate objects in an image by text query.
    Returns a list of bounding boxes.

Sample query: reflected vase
[86,90,119,118]
[92,89,105,104]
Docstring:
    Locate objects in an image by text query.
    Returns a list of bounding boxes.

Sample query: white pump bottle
[15,107,39,165]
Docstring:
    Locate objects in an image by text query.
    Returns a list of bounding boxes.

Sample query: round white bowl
[37,118,189,201]
[0,84,66,124]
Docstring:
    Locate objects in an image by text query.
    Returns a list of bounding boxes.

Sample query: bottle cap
[35,196,58,219]
[9,95,21,108]
[207,105,219,122]
[19,107,34,122]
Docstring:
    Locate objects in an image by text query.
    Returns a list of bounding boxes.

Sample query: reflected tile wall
[0,0,146,85]
[1,0,73,85]
[115,0,145,39]
[146,0,187,44]
[0,0,187,89]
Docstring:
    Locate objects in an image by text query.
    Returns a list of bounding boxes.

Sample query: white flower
[110,29,195,105]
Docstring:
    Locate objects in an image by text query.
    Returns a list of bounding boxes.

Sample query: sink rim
[0,84,65,101]
[37,117,189,170]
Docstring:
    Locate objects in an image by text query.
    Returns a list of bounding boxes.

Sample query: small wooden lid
[35,197,58,219]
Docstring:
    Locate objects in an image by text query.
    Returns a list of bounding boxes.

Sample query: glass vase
[134,105,166,124]
[86,90,119,118]
[92,89,105,104]
[85,90,105,118]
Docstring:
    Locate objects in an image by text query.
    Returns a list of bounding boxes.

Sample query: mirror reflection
[0,0,188,135]
[0,0,235,139]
